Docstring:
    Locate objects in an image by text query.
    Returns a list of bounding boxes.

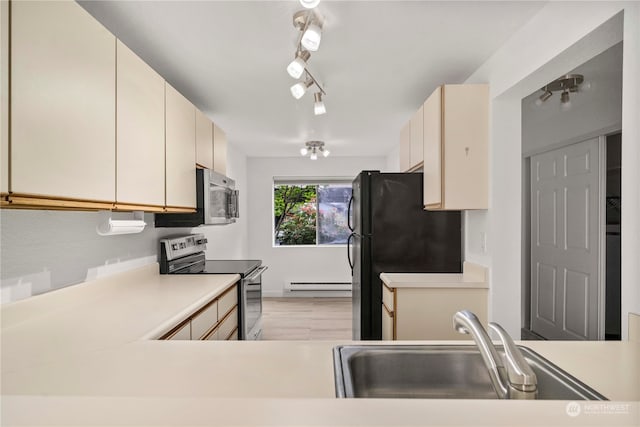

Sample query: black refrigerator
[348,171,462,340]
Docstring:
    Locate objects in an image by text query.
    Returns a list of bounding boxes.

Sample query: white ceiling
[79,1,546,158]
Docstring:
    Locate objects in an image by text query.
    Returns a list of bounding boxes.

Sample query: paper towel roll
[96,218,146,236]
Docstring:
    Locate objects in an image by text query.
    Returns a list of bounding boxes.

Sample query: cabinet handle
[465,147,470,156]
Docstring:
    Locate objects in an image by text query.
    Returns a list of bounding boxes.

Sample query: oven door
[241,265,267,340]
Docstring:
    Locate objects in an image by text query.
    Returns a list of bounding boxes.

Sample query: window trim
[272,178,353,248]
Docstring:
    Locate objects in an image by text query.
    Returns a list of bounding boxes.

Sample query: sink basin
[333,345,607,400]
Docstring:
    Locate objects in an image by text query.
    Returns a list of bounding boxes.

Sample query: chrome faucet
[453,310,537,399]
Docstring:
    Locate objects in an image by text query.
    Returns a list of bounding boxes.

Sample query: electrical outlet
[480,232,487,253]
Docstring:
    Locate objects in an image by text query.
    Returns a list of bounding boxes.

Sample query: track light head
[299,0,320,9]
[302,23,322,52]
[290,78,313,99]
[287,50,311,79]
[313,92,326,115]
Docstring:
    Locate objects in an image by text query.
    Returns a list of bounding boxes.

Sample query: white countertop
[2,264,639,426]
[381,261,488,288]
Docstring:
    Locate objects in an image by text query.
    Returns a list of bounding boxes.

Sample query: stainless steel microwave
[155,169,239,227]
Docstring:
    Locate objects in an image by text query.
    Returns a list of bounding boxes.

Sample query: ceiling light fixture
[299,0,321,9]
[287,50,311,79]
[313,92,326,115]
[535,74,585,109]
[288,10,328,115]
[300,141,329,160]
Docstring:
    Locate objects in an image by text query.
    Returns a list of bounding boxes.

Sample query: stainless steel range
[159,234,267,340]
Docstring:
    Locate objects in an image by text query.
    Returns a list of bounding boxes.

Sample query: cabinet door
[423,86,442,208]
[442,84,489,210]
[212,123,227,176]
[382,304,395,340]
[399,121,411,172]
[165,83,196,208]
[195,109,213,169]
[116,40,165,207]
[10,1,115,201]
[410,104,424,167]
[1,1,8,194]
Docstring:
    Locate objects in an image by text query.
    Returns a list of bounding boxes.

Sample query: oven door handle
[244,265,268,282]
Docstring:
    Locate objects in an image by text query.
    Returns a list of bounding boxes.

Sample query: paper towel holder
[97,211,146,236]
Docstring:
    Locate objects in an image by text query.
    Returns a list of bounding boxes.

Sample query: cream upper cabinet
[423,84,488,210]
[195,109,214,170]
[410,104,424,168]
[399,121,411,172]
[213,123,227,176]
[165,83,196,209]
[1,1,9,194]
[10,0,116,202]
[116,40,165,208]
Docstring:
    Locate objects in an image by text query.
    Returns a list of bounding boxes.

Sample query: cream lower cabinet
[160,283,238,341]
[423,84,488,210]
[380,263,488,340]
[165,83,197,210]
[116,40,165,210]
[8,0,116,206]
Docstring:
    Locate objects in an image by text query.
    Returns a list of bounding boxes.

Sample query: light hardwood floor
[261,297,352,340]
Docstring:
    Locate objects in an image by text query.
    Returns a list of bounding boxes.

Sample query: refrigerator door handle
[347,195,354,232]
[347,232,355,273]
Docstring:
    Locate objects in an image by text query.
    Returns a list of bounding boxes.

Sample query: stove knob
[171,244,179,250]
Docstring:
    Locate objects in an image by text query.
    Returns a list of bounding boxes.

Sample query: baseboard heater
[285,281,352,291]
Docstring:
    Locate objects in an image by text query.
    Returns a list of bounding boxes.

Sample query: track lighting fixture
[535,74,585,110]
[300,141,329,160]
[299,0,321,9]
[287,50,311,79]
[313,92,326,115]
[290,78,313,100]
[288,10,328,115]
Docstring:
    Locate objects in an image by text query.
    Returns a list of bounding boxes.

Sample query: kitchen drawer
[167,321,190,340]
[382,284,395,313]
[191,300,218,340]
[218,306,238,340]
[218,284,238,318]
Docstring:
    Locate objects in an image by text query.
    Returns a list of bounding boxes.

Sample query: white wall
[199,143,249,260]
[0,145,249,304]
[522,43,623,155]
[246,156,387,297]
[384,145,401,172]
[464,2,639,339]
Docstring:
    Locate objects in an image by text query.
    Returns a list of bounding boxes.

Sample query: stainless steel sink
[333,345,607,400]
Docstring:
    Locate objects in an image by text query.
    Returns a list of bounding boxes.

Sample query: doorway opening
[521,42,622,341]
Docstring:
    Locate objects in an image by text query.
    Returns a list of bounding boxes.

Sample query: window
[273,180,352,246]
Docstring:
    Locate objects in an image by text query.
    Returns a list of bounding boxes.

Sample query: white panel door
[531,138,602,340]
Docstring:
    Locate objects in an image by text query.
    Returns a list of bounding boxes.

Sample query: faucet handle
[488,323,537,392]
